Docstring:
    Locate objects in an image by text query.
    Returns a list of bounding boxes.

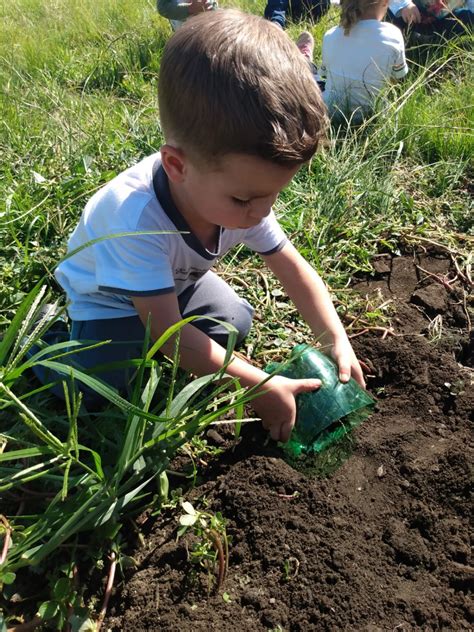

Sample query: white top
[321,20,408,114]
[55,153,287,321]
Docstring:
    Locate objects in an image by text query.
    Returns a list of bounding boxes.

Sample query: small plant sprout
[427,314,444,343]
[178,501,229,593]
[282,556,300,582]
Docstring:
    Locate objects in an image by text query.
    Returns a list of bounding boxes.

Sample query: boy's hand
[252,375,321,443]
[329,336,366,389]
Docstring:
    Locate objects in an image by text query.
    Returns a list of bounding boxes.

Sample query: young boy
[54,10,365,443]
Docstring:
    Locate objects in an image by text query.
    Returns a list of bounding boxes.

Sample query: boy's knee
[192,298,254,348]
[229,299,254,345]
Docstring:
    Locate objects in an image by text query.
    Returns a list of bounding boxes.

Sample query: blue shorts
[33,271,253,407]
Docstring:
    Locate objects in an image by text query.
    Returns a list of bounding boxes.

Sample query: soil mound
[107,252,473,631]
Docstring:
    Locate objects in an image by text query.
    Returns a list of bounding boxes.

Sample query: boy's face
[164,149,300,231]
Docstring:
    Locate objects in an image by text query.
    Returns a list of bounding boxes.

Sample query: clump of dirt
[106,252,473,631]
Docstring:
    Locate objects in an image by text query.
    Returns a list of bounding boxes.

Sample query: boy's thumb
[294,378,321,394]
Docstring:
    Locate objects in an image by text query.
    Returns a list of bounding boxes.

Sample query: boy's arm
[262,242,365,387]
[389,0,421,21]
[132,292,321,442]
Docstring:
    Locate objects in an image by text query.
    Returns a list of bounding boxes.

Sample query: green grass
[0,0,473,628]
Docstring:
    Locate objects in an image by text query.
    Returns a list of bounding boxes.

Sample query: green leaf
[38,360,166,424]
[0,280,45,367]
[159,470,169,502]
[38,600,59,620]
[53,577,71,600]
[167,373,221,419]
[0,446,55,463]
[69,614,97,632]
[1,571,16,585]
[0,383,64,451]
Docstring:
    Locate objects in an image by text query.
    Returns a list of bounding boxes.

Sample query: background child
[157,0,217,30]
[387,0,473,40]
[320,0,408,117]
[264,0,330,29]
[53,10,365,443]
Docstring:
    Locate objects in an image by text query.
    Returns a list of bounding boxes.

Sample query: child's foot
[296,31,314,61]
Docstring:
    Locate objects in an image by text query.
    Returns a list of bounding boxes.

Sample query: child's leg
[264,0,289,28]
[177,271,254,348]
[33,272,253,405]
[292,0,330,22]
[306,0,331,22]
[31,316,146,407]
[68,274,251,402]
[69,317,145,398]
[431,12,474,37]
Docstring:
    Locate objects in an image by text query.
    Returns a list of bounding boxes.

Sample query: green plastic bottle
[266,344,374,456]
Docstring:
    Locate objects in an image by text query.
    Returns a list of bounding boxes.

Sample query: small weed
[282,556,300,582]
[177,501,229,593]
[428,314,444,343]
[181,435,224,467]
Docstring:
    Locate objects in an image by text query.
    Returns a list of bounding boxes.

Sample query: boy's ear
[160,144,188,183]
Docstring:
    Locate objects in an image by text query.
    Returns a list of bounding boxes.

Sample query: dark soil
[106,251,473,632]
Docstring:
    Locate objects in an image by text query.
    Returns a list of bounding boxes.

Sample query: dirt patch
[106,252,473,631]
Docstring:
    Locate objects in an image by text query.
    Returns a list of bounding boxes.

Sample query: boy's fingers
[338,363,351,383]
[352,365,366,389]
[269,424,282,442]
[279,420,293,443]
[294,378,321,393]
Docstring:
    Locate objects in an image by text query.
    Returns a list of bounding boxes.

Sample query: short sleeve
[240,211,287,255]
[94,232,175,296]
[388,0,412,16]
[391,32,408,79]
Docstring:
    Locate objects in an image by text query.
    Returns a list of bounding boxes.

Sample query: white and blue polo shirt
[55,153,287,321]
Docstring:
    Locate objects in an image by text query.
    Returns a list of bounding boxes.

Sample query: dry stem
[0,514,12,565]
[208,529,227,592]
[96,552,116,631]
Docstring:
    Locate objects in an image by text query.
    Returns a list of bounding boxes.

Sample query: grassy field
[0,0,472,628]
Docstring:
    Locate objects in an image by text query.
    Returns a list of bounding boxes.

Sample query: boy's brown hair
[158,9,327,167]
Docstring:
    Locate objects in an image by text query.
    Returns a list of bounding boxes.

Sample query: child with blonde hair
[320,0,408,117]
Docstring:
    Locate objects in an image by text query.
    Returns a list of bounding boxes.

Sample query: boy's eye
[232,197,250,207]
